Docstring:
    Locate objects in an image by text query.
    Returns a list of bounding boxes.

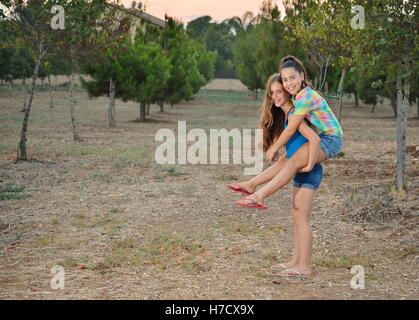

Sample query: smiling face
[280,67,305,95]
[270,81,290,107]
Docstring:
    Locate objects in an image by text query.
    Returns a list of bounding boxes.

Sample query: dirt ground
[0,83,418,300]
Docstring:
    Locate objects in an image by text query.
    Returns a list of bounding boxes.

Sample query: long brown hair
[259,73,290,153]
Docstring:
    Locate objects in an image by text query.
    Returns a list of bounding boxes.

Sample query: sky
[120,0,285,23]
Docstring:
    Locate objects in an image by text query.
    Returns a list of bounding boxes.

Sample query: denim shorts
[319,134,343,159]
[293,163,323,190]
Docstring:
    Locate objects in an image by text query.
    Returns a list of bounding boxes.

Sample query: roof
[106,2,166,29]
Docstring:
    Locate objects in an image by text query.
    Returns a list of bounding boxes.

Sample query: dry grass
[0,87,418,299]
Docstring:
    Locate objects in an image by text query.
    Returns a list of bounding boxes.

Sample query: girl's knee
[292,210,311,225]
[275,155,286,165]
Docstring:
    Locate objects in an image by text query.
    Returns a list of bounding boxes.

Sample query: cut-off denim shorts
[291,134,343,190]
[293,163,323,190]
[285,129,324,190]
[319,134,343,159]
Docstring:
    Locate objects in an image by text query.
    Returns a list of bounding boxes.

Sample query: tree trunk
[390,97,397,117]
[108,77,116,127]
[139,102,146,121]
[354,90,359,108]
[370,103,376,113]
[159,101,164,113]
[395,67,409,191]
[337,67,347,123]
[146,103,150,115]
[69,45,81,141]
[48,75,54,108]
[21,78,29,112]
[319,57,330,92]
[18,42,46,161]
[170,102,174,108]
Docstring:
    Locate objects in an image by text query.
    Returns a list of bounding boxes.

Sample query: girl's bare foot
[236,191,265,206]
[280,265,311,277]
[229,181,255,194]
[271,261,296,271]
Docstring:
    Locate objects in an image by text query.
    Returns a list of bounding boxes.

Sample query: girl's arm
[266,114,305,161]
[296,118,320,172]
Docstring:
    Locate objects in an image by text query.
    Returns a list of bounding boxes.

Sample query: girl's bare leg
[281,186,316,276]
[229,155,287,193]
[271,222,299,270]
[238,142,326,205]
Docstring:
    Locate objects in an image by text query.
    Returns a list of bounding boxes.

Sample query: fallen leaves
[75,265,87,270]
[6,241,21,250]
[0,154,17,162]
[231,247,241,255]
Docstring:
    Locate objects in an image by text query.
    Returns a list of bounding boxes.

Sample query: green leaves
[357,0,417,77]
[80,12,214,111]
[233,28,263,92]
[233,0,308,93]
[186,15,212,39]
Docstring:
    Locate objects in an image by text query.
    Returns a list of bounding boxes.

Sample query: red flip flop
[228,183,253,196]
[235,198,267,210]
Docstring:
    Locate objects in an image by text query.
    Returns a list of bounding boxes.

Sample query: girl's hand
[299,162,315,173]
[266,146,279,162]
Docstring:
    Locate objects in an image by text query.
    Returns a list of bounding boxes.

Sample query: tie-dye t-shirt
[291,86,343,137]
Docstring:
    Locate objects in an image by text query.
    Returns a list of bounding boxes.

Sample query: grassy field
[0,83,418,299]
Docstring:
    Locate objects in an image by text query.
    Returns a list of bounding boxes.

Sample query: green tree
[42,53,70,109]
[283,0,329,91]
[79,3,133,127]
[203,22,235,71]
[13,43,35,111]
[254,0,291,83]
[193,40,216,85]
[116,38,171,121]
[4,0,63,161]
[354,0,418,191]
[186,15,212,40]
[162,16,206,107]
[166,33,205,105]
[0,45,14,85]
[233,28,264,98]
[49,0,107,141]
[233,0,307,98]
[285,0,360,120]
[223,11,257,34]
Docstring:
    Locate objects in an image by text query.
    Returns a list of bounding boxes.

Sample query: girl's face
[270,82,289,107]
[280,67,304,95]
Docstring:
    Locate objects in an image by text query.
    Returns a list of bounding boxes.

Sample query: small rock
[0,223,10,231]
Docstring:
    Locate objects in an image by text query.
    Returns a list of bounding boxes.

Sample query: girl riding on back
[267,55,343,167]
[234,56,343,208]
